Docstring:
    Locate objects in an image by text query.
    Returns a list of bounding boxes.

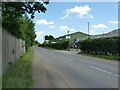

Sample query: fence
[2,29,25,73]
[0,27,2,83]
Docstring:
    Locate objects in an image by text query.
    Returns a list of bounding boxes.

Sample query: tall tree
[2,2,48,37]
[44,35,54,43]
[44,35,49,42]
[20,14,36,50]
[49,35,54,40]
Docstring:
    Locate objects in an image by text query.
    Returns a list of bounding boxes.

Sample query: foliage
[39,41,69,50]
[44,35,49,41]
[49,35,54,40]
[19,15,36,51]
[44,35,54,42]
[80,37,120,56]
[34,40,40,45]
[2,48,34,88]
[2,2,48,49]
[2,2,48,36]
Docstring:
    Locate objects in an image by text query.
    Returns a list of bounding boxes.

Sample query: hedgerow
[39,41,69,50]
[80,37,120,55]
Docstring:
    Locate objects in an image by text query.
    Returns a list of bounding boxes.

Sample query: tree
[44,35,49,42]
[49,35,54,40]
[2,2,49,37]
[44,35,54,43]
[2,1,49,50]
[35,40,39,45]
[20,14,36,51]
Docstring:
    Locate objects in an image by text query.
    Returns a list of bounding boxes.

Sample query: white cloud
[89,30,95,35]
[36,19,55,25]
[35,31,44,43]
[92,24,108,29]
[36,31,44,37]
[59,25,69,31]
[61,15,69,20]
[62,5,92,19]
[88,14,94,19]
[49,25,55,29]
[70,28,75,31]
[59,25,75,32]
[108,21,120,24]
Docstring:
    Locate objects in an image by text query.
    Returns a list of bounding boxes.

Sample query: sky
[33,2,118,43]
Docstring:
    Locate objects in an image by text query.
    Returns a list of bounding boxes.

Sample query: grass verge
[42,47,58,50]
[2,48,34,88]
[40,46,68,51]
[78,52,119,61]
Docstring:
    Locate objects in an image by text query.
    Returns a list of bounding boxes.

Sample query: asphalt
[32,46,119,88]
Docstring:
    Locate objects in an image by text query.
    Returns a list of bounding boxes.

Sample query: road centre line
[90,66,120,77]
[48,52,119,77]
[114,74,119,77]
[48,52,73,61]
[62,56,74,61]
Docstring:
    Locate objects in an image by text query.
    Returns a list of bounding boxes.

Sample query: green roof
[51,31,88,43]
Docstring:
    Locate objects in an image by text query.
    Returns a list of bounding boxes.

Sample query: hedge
[39,41,69,50]
[80,37,120,55]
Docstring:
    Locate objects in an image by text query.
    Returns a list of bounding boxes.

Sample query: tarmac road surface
[32,46,119,88]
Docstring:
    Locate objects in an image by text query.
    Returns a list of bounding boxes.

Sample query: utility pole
[88,22,90,39]
[103,31,104,38]
[67,30,70,51]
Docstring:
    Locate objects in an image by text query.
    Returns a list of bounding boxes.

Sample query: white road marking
[114,74,119,77]
[90,66,120,77]
[49,53,55,55]
[49,53,73,61]
[62,56,74,61]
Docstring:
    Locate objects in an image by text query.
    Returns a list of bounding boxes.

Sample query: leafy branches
[2,2,48,19]
[2,2,48,36]
[2,1,49,49]
[20,15,36,50]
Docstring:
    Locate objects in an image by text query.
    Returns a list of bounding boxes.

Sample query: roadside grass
[41,46,68,51]
[2,48,34,88]
[0,76,1,89]
[42,47,58,50]
[78,52,120,61]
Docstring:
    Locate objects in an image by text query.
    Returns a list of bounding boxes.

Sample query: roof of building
[90,29,120,39]
[55,31,88,39]
[50,29,120,43]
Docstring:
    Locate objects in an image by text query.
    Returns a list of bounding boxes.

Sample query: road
[32,46,119,88]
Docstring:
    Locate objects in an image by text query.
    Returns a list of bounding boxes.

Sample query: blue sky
[33,2,118,43]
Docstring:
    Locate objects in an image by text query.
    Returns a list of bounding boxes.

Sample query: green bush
[80,37,119,55]
[38,41,69,50]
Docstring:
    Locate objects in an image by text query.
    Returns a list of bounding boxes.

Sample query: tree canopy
[2,1,49,50]
[44,35,54,43]
[2,2,48,37]
[19,14,36,49]
[45,35,54,40]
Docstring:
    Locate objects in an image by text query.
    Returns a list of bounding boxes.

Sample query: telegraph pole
[103,31,104,38]
[67,30,70,51]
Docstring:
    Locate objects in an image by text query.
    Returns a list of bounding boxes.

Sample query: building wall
[69,32,88,43]
[2,29,25,73]
[51,32,88,43]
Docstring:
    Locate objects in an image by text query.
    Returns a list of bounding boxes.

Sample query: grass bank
[40,46,68,51]
[42,47,58,50]
[78,52,119,61]
[2,48,34,88]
